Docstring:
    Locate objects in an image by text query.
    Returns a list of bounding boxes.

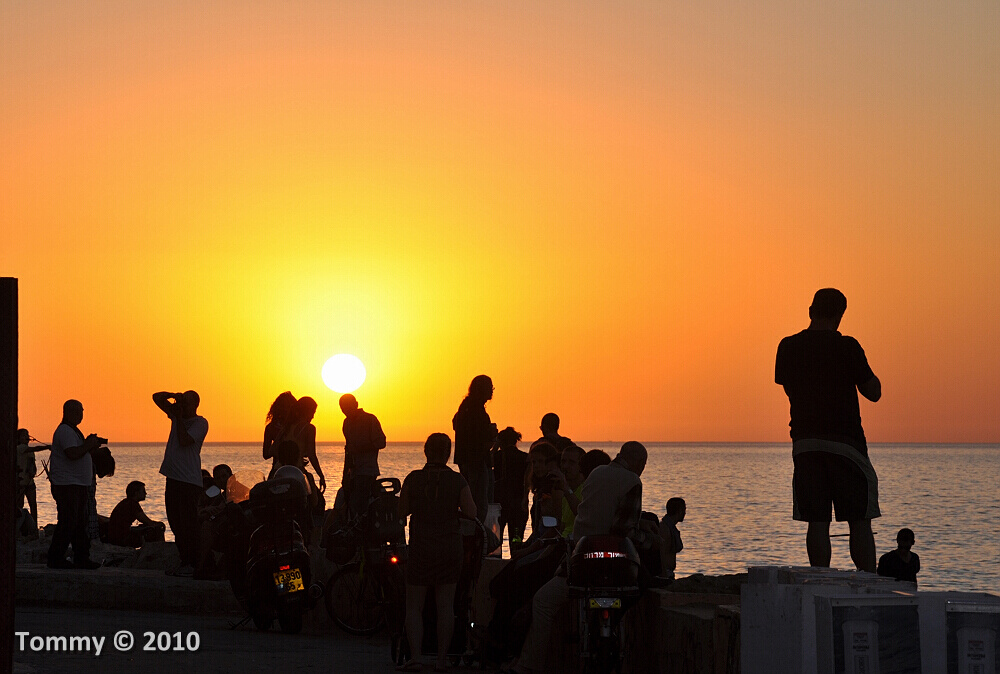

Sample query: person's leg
[164,478,181,550]
[404,584,428,666]
[848,519,876,572]
[515,576,569,673]
[48,484,72,564]
[86,482,100,541]
[27,483,38,525]
[61,485,92,565]
[434,583,457,670]
[464,464,488,519]
[806,521,831,567]
[176,481,202,568]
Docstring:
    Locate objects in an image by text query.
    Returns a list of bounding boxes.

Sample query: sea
[29,442,999,594]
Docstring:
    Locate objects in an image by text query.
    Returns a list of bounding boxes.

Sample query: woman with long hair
[451,375,497,518]
[290,396,326,494]
[262,391,296,467]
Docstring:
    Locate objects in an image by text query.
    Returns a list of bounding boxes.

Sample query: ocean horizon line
[100,440,1000,447]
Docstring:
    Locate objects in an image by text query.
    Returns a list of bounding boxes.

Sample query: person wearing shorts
[776,288,882,572]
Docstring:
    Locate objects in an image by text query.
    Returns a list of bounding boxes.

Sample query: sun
[321,354,367,394]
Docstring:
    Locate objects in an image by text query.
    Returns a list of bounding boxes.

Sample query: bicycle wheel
[326,563,385,635]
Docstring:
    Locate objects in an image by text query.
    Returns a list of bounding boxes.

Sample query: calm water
[31,442,999,594]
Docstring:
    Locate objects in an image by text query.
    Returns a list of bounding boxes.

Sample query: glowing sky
[4,2,998,442]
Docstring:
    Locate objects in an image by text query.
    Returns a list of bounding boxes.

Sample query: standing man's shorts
[792,439,880,522]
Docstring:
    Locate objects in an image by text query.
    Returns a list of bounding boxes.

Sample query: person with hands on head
[46,399,105,569]
[154,390,209,578]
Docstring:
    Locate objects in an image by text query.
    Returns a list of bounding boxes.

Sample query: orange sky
[3,2,998,442]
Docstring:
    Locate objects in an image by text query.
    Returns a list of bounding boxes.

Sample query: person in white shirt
[154,390,209,577]
[46,400,105,569]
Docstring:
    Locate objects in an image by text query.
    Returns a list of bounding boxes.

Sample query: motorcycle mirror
[541,516,559,529]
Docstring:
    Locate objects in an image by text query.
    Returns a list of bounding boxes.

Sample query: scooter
[566,531,642,674]
[240,474,323,633]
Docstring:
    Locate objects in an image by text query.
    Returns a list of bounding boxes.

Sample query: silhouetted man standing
[776,288,882,572]
[154,390,208,577]
[47,399,104,569]
[339,393,386,517]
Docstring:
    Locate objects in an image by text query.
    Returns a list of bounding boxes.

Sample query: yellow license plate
[273,568,304,593]
[589,598,621,609]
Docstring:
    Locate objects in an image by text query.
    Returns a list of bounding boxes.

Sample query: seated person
[523,442,563,545]
[658,497,686,579]
[106,481,165,547]
[200,464,234,516]
[877,528,920,585]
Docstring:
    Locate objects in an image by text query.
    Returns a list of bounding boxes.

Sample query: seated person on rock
[106,481,166,548]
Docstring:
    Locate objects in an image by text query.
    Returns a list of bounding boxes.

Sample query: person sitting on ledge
[106,481,166,548]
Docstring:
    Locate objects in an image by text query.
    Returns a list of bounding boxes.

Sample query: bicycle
[324,478,408,659]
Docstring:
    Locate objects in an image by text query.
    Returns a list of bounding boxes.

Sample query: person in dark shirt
[580,449,611,479]
[339,393,387,519]
[452,374,498,518]
[492,427,529,548]
[659,497,686,577]
[107,481,165,547]
[399,433,476,672]
[775,288,882,572]
[533,413,573,452]
[878,528,920,585]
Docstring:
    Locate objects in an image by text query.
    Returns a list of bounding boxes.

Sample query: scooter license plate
[273,568,304,593]
[589,598,621,609]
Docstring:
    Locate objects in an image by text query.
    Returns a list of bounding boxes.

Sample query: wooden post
[0,278,17,674]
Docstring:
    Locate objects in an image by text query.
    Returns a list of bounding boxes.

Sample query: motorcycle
[232,472,324,633]
[566,531,642,674]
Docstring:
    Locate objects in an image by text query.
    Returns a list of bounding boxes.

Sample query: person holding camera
[46,399,105,569]
[154,390,209,578]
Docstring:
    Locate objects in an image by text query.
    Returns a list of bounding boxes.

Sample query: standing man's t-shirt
[158,416,209,486]
[775,330,876,453]
[343,409,386,477]
[49,424,92,486]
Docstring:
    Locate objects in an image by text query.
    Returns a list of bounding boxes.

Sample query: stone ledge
[15,564,242,615]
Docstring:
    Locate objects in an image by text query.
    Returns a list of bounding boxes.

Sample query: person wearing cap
[775,288,882,572]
